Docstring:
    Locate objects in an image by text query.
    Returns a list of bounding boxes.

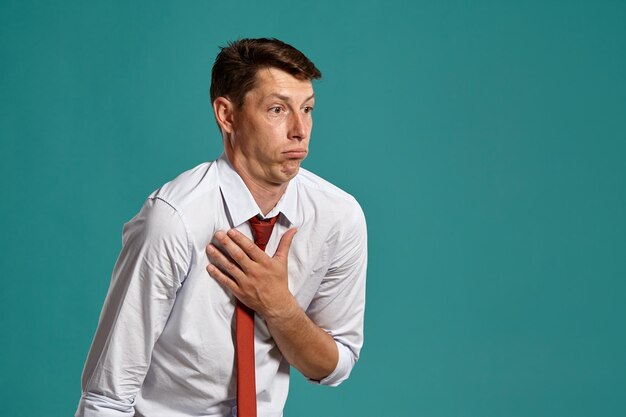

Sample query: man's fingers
[206,243,245,280]
[210,226,295,268]
[206,263,240,296]
[274,228,297,260]
[226,228,265,262]
[214,230,256,269]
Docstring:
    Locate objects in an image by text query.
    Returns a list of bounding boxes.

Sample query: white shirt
[75,155,367,417]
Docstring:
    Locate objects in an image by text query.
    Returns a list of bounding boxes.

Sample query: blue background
[1,1,625,416]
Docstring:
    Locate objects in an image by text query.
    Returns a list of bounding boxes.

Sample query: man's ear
[213,97,235,134]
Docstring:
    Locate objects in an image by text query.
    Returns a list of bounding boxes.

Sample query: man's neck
[226,156,288,216]
[241,173,287,216]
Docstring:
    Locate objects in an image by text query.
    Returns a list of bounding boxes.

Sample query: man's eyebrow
[266,93,315,103]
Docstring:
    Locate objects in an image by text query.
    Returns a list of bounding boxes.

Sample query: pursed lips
[282,149,308,159]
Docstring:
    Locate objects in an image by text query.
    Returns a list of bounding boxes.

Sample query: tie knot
[249,215,279,250]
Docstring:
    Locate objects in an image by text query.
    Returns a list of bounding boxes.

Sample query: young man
[76,38,367,417]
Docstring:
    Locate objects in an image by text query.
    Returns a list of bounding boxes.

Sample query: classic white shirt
[75,154,367,417]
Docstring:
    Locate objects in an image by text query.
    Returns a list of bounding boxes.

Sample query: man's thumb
[274,228,297,259]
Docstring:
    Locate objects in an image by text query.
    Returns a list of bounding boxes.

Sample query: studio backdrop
[1,1,625,416]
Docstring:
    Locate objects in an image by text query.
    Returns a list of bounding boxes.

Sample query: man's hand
[205,227,339,381]
[205,227,298,319]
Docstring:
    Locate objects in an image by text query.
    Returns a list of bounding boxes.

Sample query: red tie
[236,215,279,417]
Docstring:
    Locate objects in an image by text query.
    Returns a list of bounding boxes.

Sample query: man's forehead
[251,67,314,98]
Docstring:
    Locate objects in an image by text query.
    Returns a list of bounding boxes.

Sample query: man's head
[210,38,321,108]
[211,39,322,188]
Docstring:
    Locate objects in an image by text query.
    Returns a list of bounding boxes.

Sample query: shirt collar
[216,154,301,228]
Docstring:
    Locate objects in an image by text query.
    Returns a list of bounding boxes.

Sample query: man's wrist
[261,293,300,324]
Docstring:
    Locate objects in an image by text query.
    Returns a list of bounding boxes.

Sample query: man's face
[227,67,315,187]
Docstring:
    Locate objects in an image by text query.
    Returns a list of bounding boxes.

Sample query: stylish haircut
[210,38,322,108]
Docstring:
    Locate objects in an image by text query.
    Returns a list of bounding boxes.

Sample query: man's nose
[288,112,308,140]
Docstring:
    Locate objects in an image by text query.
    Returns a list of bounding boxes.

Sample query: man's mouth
[283,149,308,159]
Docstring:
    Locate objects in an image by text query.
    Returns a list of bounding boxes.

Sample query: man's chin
[280,162,301,180]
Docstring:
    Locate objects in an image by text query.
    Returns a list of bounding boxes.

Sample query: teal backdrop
[1,1,625,416]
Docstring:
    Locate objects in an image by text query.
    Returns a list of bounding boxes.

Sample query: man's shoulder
[295,167,361,209]
[295,168,367,252]
[148,160,220,211]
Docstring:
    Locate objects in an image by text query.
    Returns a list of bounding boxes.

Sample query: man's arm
[206,206,367,383]
[297,206,368,385]
[264,292,339,381]
[76,198,189,417]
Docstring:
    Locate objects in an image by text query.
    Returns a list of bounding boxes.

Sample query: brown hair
[210,38,322,107]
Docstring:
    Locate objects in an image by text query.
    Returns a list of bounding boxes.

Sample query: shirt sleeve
[305,201,368,386]
[75,197,190,417]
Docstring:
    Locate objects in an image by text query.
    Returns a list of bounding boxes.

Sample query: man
[76,38,367,417]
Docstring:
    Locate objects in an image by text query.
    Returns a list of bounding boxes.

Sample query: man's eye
[303,106,314,114]
[270,107,282,114]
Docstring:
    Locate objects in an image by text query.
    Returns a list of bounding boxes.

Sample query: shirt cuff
[75,392,135,417]
[307,340,356,387]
